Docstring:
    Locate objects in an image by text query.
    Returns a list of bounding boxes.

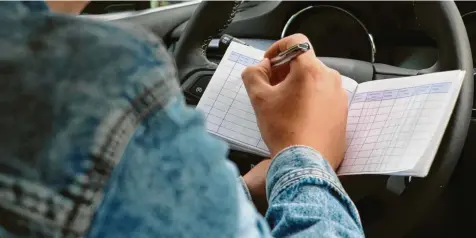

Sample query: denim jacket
[0,2,363,237]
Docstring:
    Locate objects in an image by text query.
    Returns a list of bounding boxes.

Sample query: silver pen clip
[270,43,311,67]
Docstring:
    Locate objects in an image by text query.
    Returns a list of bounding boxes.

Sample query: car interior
[82,1,476,237]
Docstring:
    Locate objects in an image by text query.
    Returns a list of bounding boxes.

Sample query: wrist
[270,144,339,170]
[243,173,262,198]
[243,174,268,213]
[266,145,344,202]
[267,136,322,158]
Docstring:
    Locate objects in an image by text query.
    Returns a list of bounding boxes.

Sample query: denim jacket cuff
[266,145,345,202]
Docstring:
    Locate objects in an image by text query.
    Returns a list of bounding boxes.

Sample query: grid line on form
[340,82,452,174]
[345,93,364,167]
[379,84,435,172]
[352,92,383,172]
[201,51,267,151]
[376,92,398,172]
[399,92,429,169]
[344,97,440,167]
[363,93,383,172]
[216,64,240,132]
[382,90,417,171]
[206,60,236,122]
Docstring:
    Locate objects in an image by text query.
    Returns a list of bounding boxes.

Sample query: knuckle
[249,89,267,104]
[241,66,257,83]
[299,62,321,80]
[327,69,342,87]
[341,88,348,100]
[291,33,310,43]
[257,65,271,79]
[283,34,311,49]
[328,68,341,79]
[296,57,320,72]
[241,66,253,79]
[242,65,269,81]
[300,61,315,72]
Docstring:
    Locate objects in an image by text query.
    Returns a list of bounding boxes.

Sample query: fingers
[286,55,329,86]
[264,34,315,61]
[242,58,272,101]
[266,34,327,81]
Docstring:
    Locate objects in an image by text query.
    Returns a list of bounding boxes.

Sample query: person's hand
[241,34,348,170]
[243,159,272,214]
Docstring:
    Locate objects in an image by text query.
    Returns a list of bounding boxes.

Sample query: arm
[81,42,272,238]
[240,34,365,237]
[266,146,363,237]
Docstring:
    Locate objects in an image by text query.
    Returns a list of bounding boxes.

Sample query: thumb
[241,58,272,97]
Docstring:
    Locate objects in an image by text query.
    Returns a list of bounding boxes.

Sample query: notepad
[196,42,465,177]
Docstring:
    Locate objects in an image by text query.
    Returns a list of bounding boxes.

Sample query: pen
[269,43,311,68]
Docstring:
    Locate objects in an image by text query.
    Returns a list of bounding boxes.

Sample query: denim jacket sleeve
[265,146,364,237]
[236,146,364,238]
[0,2,362,238]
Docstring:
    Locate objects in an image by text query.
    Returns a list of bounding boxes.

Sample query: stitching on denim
[270,168,346,202]
[271,145,322,160]
[274,168,336,191]
[267,145,327,182]
[269,172,362,226]
[281,170,343,195]
[0,174,75,236]
[0,16,181,237]
[59,71,181,237]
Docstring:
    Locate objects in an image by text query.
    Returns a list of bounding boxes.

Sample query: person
[0,1,364,238]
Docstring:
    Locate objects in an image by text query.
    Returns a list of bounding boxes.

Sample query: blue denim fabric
[266,146,364,237]
[0,1,363,238]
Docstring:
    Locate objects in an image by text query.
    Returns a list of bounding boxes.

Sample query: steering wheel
[174,1,473,237]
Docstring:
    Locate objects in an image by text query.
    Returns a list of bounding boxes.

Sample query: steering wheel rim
[174,1,473,236]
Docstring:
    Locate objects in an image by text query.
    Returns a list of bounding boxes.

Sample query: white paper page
[410,70,465,177]
[338,70,464,176]
[342,76,359,106]
[197,42,268,155]
[197,42,359,156]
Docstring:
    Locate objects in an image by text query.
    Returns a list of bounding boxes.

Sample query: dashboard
[169,1,476,72]
[169,1,441,69]
[281,5,375,62]
[171,1,476,108]
[172,1,476,110]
